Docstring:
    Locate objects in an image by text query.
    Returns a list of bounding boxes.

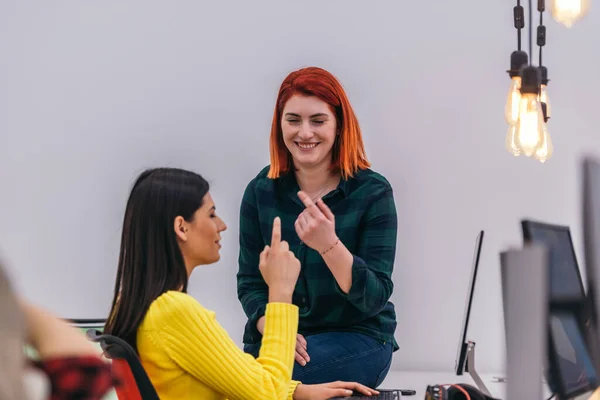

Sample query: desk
[33,369,570,399]
[378,370,553,399]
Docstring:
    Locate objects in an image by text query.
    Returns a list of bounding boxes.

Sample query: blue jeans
[244,331,393,389]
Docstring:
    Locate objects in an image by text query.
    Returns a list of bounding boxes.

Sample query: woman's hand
[295,191,338,254]
[259,217,301,303]
[295,333,310,366]
[258,322,310,365]
[293,381,379,399]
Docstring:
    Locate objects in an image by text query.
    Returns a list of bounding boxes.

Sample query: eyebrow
[208,205,216,212]
[284,112,329,118]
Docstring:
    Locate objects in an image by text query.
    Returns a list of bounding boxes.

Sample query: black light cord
[537,0,549,122]
[537,0,546,67]
[514,0,525,51]
[528,0,533,64]
[517,0,522,50]
[508,1,527,82]
[539,6,543,65]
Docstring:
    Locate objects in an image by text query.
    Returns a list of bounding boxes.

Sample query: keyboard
[330,389,401,399]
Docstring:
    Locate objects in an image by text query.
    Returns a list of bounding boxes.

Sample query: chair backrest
[111,359,143,400]
[68,318,107,330]
[86,329,160,400]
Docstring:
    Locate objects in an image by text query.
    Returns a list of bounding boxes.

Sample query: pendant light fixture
[550,0,590,27]
[505,0,590,162]
[504,0,553,163]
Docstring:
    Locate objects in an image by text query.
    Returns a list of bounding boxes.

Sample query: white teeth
[298,143,317,149]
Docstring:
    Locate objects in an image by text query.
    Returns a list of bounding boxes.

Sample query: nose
[297,122,313,140]
[219,218,227,232]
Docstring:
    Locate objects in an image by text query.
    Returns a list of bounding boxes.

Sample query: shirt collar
[277,170,351,199]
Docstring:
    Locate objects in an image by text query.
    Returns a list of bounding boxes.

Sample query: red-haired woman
[237,66,398,389]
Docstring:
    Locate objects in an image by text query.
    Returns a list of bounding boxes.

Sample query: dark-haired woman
[105,168,377,400]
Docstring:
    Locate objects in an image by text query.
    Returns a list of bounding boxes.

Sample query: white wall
[1,0,599,374]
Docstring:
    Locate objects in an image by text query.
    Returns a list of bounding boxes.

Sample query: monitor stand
[465,341,493,397]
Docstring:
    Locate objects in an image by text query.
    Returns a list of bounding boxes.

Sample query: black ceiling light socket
[520,65,541,95]
[507,50,529,78]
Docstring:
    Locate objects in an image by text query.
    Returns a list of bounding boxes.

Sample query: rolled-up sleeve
[340,185,398,316]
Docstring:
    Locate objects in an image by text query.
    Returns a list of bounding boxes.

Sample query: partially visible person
[237,66,398,388]
[104,167,376,400]
[0,259,117,400]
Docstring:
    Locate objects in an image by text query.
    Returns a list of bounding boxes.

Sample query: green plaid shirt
[237,166,398,350]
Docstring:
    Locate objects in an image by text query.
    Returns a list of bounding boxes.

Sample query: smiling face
[175,192,227,269]
[281,94,338,171]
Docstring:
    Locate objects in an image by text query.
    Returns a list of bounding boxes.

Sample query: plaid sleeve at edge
[32,355,120,400]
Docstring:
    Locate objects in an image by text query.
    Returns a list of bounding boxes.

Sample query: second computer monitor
[521,220,586,304]
[521,219,598,398]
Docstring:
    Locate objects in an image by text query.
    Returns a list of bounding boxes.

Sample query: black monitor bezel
[455,230,485,376]
[521,219,587,305]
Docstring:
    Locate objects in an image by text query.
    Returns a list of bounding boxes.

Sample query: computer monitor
[521,219,599,398]
[455,230,484,376]
[521,220,586,305]
[581,156,600,374]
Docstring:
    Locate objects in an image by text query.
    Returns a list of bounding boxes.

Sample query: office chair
[68,318,107,329]
[86,329,160,400]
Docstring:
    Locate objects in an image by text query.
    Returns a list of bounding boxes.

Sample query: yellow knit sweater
[136,291,301,399]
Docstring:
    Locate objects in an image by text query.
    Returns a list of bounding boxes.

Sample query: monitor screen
[522,221,585,303]
[581,156,600,376]
[583,157,600,294]
[454,230,484,375]
[549,310,598,397]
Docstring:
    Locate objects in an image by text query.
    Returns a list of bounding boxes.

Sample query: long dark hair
[104,168,209,351]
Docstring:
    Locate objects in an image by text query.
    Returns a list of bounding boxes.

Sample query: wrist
[293,384,307,400]
[319,237,340,255]
[256,316,266,334]
[268,289,293,304]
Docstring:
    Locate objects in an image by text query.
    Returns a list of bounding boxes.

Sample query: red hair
[267,66,370,180]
